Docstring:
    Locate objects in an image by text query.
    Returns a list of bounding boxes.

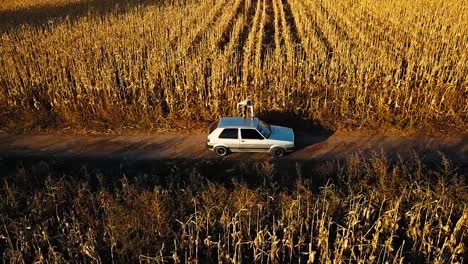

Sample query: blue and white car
[206,117,295,158]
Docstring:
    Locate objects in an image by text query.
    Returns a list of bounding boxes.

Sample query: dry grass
[0,0,85,11]
[0,154,466,262]
[0,0,467,132]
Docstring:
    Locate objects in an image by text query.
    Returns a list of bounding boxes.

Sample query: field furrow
[276,0,295,63]
[181,0,228,56]
[215,0,246,52]
[281,0,306,61]
[309,0,401,84]
[165,1,220,51]
[316,0,352,43]
[241,0,262,87]
[254,0,267,72]
[272,0,283,62]
[294,0,334,71]
[259,0,275,67]
[333,2,402,63]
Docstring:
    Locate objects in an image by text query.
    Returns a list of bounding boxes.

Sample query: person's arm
[250,105,254,117]
[238,99,248,109]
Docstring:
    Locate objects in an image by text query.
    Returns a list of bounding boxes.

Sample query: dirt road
[0,133,466,163]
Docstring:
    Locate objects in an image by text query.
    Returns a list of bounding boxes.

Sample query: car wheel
[214,146,228,157]
[271,147,285,158]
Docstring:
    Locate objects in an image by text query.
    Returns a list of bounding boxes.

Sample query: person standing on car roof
[237,97,254,118]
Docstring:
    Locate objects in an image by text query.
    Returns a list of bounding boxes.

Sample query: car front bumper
[286,145,295,152]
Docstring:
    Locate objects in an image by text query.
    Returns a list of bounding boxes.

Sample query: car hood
[269,125,294,142]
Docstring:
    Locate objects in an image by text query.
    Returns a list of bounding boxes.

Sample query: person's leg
[249,106,254,118]
[242,106,246,118]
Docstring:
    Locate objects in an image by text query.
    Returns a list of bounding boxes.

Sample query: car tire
[214,146,228,157]
[270,147,285,158]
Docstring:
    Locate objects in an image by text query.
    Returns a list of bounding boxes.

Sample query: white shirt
[237,98,254,117]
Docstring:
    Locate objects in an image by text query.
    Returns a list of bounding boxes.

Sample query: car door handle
[240,140,245,142]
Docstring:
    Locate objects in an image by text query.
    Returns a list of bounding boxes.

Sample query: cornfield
[0,154,466,262]
[0,0,467,131]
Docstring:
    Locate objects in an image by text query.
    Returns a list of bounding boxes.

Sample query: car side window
[241,129,264,140]
[219,128,238,139]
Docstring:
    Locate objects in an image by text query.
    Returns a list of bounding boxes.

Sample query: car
[206,117,295,158]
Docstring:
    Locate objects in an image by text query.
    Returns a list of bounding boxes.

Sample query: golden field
[0,0,84,11]
[0,0,467,132]
[1,155,466,263]
[1,2,467,262]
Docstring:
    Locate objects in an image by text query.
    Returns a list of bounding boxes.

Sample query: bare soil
[0,132,466,163]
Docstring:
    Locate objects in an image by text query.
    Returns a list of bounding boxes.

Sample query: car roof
[218,117,259,128]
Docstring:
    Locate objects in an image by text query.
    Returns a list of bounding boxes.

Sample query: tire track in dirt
[0,134,466,167]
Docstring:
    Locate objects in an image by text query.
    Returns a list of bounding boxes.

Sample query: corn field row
[0,0,466,131]
[1,154,466,263]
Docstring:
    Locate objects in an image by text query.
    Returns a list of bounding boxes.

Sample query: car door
[218,128,239,149]
[240,129,267,151]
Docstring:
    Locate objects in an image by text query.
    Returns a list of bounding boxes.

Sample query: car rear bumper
[206,143,214,150]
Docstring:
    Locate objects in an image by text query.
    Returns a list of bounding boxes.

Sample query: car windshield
[257,119,271,138]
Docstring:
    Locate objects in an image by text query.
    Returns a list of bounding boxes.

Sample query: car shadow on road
[257,110,334,152]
